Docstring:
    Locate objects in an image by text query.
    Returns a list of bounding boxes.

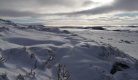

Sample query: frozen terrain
[0,19,138,80]
[60,27,138,59]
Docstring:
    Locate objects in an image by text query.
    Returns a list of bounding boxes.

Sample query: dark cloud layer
[36,0,77,7]
[0,0,81,10]
[0,0,84,18]
[0,9,35,17]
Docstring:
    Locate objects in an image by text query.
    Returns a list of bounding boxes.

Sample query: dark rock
[110,62,129,74]
[128,26,138,28]
[124,40,131,44]
[63,30,70,34]
[91,27,105,30]
[113,30,121,31]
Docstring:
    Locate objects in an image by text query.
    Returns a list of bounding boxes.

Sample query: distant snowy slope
[0,19,138,80]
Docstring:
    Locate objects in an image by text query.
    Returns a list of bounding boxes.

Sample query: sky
[0,0,138,26]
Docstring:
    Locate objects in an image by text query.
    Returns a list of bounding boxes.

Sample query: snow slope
[0,19,138,80]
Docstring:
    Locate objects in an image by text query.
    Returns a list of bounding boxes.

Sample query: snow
[60,28,138,59]
[0,19,138,80]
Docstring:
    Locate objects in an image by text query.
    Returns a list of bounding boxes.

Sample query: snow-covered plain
[0,19,138,80]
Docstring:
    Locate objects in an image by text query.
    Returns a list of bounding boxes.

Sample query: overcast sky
[0,0,138,26]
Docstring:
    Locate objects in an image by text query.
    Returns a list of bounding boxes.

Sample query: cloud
[0,9,39,18]
[82,0,98,6]
[0,0,89,18]
[36,0,78,7]
[114,13,138,17]
[0,0,138,20]
[0,0,84,11]
[56,0,138,16]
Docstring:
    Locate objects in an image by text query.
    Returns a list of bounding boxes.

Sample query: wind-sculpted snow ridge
[0,27,9,32]
[0,19,138,80]
[0,19,20,27]
[0,19,61,33]
[27,25,60,33]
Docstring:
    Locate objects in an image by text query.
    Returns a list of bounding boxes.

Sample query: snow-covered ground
[60,28,138,59]
[0,19,138,80]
